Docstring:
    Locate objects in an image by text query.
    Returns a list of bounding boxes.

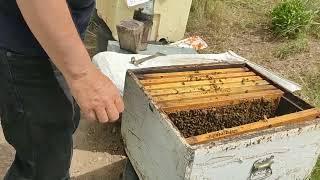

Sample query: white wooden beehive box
[96,0,192,42]
[121,62,320,180]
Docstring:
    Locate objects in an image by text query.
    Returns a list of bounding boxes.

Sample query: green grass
[271,0,315,38]
[296,71,320,108]
[306,0,320,38]
[312,159,320,179]
[274,35,309,59]
[187,0,279,52]
[305,66,320,180]
[270,0,320,39]
[311,11,320,39]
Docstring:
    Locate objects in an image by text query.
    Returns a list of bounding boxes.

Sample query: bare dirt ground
[70,119,126,179]
[187,0,320,107]
[0,119,126,179]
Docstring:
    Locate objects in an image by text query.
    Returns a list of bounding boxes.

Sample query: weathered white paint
[121,71,320,180]
[95,0,192,41]
[190,121,320,180]
[121,73,193,180]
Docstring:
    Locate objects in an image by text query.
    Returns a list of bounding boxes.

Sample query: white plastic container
[96,0,193,42]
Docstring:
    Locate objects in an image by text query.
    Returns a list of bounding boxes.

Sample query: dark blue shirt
[0,0,95,57]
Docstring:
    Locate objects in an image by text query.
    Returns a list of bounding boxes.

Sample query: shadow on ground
[73,117,125,155]
[72,159,126,180]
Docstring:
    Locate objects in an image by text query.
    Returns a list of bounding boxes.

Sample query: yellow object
[96,0,193,42]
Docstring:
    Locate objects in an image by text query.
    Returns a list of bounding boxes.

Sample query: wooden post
[134,9,154,50]
[116,19,145,53]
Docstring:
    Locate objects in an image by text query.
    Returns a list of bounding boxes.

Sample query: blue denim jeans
[0,48,80,180]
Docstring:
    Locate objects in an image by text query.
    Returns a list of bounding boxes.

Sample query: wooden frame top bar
[186,108,320,145]
[128,62,317,145]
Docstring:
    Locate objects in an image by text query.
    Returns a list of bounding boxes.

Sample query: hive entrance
[135,64,319,145]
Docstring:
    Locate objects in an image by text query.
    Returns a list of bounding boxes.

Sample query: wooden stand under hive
[121,62,320,180]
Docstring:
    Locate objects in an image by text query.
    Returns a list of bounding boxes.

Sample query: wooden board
[147,80,270,96]
[162,89,283,112]
[152,85,277,102]
[143,75,262,90]
[189,119,320,179]
[137,67,249,79]
[140,72,257,85]
[186,108,320,145]
[122,72,192,180]
[116,19,145,53]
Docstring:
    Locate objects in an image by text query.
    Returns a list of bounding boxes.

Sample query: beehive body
[189,120,320,179]
[122,74,193,179]
[121,63,320,180]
